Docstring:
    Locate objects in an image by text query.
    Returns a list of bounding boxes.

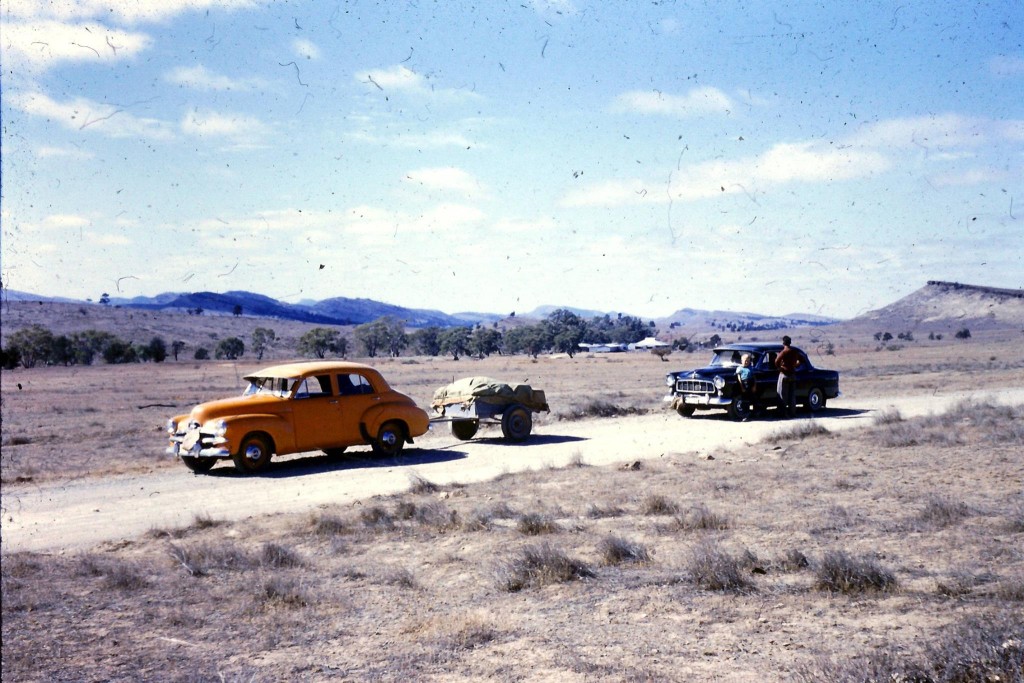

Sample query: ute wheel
[501,406,532,442]
[232,434,272,474]
[675,404,696,418]
[324,447,347,458]
[372,421,405,458]
[806,387,826,412]
[182,456,216,473]
[451,420,479,441]
[729,398,753,422]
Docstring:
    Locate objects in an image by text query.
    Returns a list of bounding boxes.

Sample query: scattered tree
[194,347,210,360]
[171,340,186,361]
[215,337,245,360]
[251,327,276,361]
[955,327,971,340]
[297,328,340,359]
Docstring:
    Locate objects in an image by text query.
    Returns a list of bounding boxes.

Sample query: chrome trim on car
[675,379,715,394]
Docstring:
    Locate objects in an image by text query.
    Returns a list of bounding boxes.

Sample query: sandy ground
[6,385,1024,555]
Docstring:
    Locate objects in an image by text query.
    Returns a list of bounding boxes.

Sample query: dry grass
[3,330,1024,680]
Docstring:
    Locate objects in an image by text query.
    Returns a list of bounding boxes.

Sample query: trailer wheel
[451,420,479,440]
[501,406,532,442]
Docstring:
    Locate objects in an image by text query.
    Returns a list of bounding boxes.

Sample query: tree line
[0,310,659,369]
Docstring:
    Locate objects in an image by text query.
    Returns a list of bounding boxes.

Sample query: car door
[754,352,779,403]
[290,374,347,452]
[333,372,382,445]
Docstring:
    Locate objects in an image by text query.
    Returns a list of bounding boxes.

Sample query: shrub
[586,503,625,519]
[261,542,304,568]
[408,472,440,494]
[259,577,309,608]
[641,494,680,516]
[310,513,349,537]
[917,496,972,529]
[675,504,730,531]
[765,421,831,443]
[815,550,897,594]
[495,543,595,592]
[598,536,651,565]
[557,400,646,421]
[414,502,460,531]
[517,513,560,535]
[687,542,753,593]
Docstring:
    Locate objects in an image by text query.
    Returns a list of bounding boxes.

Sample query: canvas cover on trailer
[431,376,549,414]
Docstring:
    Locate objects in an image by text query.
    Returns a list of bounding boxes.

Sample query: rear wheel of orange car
[232,434,272,474]
[182,456,216,474]
[372,421,405,458]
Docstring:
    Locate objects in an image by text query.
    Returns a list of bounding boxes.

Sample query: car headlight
[203,419,228,437]
[665,374,676,387]
[713,375,726,390]
[166,419,178,435]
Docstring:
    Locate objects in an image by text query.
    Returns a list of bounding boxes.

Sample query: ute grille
[675,379,714,394]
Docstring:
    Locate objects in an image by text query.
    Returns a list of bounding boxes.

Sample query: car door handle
[329,400,339,405]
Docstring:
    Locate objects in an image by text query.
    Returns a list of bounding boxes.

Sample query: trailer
[430,376,549,442]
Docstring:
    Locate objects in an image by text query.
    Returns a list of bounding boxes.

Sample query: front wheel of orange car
[232,434,272,474]
[372,421,406,458]
[182,456,216,474]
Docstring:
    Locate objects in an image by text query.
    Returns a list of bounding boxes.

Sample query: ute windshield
[243,376,296,398]
[709,349,757,368]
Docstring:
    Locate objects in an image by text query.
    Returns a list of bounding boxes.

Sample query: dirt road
[4,387,1023,554]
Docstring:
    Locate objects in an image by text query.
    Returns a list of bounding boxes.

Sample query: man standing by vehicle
[775,335,802,417]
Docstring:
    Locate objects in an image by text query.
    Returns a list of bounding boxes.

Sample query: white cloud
[404,167,484,193]
[611,87,734,116]
[5,0,257,24]
[564,141,890,207]
[36,146,94,160]
[356,65,483,103]
[165,65,263,91]
[293,38,320,60]
[989,55,1024,77]
[37,214,91,230]
[848,114,989,150]
[2,20,151,71]
[181,110,271,141]
[10,92,175,140]
[928,168,1003,188]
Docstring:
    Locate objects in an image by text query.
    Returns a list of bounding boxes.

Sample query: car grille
[675,379,714,394]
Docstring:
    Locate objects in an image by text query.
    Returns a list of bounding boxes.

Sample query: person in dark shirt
[774,335,802,417]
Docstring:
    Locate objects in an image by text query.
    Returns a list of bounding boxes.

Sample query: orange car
[167,361,430,474]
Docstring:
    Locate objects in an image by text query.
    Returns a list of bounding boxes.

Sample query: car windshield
[243,377,295,398]
[709,350,751,368]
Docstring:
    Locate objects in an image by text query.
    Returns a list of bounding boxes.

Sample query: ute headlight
[713,375,726,391]
[166,419,178,435]
[203,419,228,437]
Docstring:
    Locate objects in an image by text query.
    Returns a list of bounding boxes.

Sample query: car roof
[245,361,381,380]
[713,342,786,353]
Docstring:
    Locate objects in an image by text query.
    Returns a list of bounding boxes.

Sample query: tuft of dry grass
[640,494,679,516]
[815,550,897,594]
[674,504,730,531]
[598,536,651,565]
[495,543,596,592]
[516,512,560,535]
[764,421,832,443]
[687,541,754,593]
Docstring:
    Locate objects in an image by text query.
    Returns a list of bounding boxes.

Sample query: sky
[1,0,1022,320]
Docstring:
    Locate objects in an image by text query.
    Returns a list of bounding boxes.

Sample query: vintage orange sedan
[167,361,430,474]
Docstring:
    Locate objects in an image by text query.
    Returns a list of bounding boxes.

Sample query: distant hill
[95,290,504,328]
[851,281,1024,331]
[656,307,838,334]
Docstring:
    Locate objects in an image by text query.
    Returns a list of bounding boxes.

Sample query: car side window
[295,375,332,398]
[337,373,373,396]
[761,352,776,369]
